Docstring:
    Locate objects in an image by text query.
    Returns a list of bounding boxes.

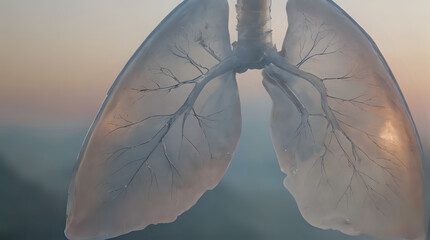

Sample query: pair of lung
[64,0,429,239]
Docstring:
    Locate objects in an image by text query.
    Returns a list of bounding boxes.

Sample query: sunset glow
[380,121,399,144]
[0,0,428,146]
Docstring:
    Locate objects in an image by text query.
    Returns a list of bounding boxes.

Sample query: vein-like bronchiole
[65,1,242,239]
[65,0,428,240]
[262,0,427,239]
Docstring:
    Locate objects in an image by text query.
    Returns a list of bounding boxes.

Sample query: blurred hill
[0,157,66,239]
[0,104,382,240]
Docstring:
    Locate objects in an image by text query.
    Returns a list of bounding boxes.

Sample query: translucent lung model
[263,0,426,239]
[65,0,429,239]
[64,0,241,239]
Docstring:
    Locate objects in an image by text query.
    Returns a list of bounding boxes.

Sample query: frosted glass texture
[65,0,241,239]
[65,0,428,239]
[263,0,426,239]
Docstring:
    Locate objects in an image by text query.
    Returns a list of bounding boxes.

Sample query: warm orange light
[380,121,399,144]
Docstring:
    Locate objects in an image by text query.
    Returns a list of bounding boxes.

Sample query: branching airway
[265,49,400,211]
[104,55,241,199]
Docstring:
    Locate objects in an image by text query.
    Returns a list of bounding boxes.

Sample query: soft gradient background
[0,0,429,239]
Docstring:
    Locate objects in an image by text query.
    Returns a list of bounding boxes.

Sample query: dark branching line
[267,47,399,214]
[191,108,213,158]
[130,76,199,94]
[102,46,238,202]
[170,43,209,74]
[297,13,343,69]
[264,70,316,147]
[109,37,220,136]
[194,32,222,63]
[327,94,386,109]
[162,140,183,197]
[108,114,173,135]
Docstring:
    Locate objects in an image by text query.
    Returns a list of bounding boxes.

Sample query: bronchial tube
[236,0,273,66]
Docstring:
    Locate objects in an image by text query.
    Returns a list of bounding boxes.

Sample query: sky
[0,1,429,239]
[0,0,429,138]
